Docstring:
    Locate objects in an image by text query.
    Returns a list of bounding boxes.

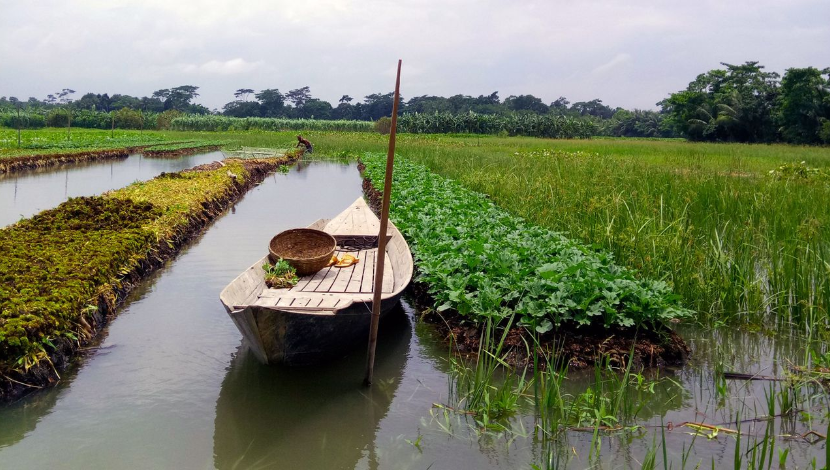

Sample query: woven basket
[268,228,336,276]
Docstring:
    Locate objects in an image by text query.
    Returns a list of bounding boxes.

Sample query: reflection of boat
[213,307,411,470]
[220,197,413,365]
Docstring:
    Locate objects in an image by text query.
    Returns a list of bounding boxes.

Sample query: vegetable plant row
[360,153,690,332]
[0,128,167,154]
[0,155,295,401]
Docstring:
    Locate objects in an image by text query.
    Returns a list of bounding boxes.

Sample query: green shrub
[374,116,393,135]
[819,118,830,144]
[0,112,45,128]
[72,110,111,129]
[156,109,183,130]
[113,108,144,130]
[45,109,70,128]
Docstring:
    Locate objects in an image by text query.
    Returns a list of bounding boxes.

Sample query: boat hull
[229,291,404,366]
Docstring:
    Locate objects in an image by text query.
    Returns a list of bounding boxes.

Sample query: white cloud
[182,59,265,76]
[591,54,633,76]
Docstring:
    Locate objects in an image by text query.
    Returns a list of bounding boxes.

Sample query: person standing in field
[296,135,313,153]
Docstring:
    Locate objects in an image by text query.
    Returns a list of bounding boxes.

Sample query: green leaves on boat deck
[361,153,689,331]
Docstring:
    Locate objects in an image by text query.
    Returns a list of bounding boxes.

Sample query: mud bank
[0,141,208,175]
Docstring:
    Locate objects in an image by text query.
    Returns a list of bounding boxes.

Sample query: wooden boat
[219,197,413,366]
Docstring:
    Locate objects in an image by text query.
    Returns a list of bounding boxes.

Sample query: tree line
[0,85,625,124]
[217,87,629,123]
[1,61,828,144]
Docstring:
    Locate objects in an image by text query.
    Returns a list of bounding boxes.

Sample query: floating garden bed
[0,153,299,401]
[359,153,690,367]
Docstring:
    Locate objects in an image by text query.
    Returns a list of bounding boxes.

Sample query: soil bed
[0,152,301,402]
[360,163,689,370]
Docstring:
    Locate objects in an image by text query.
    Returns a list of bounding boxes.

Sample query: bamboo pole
[16,104,21,148]
[365,59,402,386]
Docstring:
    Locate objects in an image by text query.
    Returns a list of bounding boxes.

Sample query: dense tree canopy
[657,61,830,144]
[777,67,830,144]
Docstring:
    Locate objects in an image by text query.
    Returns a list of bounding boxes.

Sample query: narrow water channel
[0,161,825,469]
[0,151,225,227]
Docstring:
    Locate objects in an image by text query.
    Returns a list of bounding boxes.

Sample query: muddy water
[0,161,826,469]
[0,151,225,227]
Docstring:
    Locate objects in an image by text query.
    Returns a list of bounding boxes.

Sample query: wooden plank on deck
[360,250,376,293]
[328,250,359,293]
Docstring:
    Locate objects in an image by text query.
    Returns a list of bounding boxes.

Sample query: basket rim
[269,228,336,262]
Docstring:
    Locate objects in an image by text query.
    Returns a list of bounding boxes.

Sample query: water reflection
[214,307,411,470]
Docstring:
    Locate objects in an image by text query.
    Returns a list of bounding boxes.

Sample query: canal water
[0,159,826,469]
[0,151,224,227]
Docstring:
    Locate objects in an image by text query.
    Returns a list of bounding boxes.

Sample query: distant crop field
[0,128,167,159]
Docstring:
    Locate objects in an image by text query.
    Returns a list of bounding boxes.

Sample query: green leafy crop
[361,153,690,332]
[262,259,298,289]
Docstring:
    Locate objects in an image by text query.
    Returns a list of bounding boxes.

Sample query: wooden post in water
[365,59,402,386]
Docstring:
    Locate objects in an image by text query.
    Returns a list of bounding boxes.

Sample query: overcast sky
[1,0,829,111]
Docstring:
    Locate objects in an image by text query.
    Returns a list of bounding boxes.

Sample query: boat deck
[290,247,393,294]
[224,198,407,314]
[248,247,394,311]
